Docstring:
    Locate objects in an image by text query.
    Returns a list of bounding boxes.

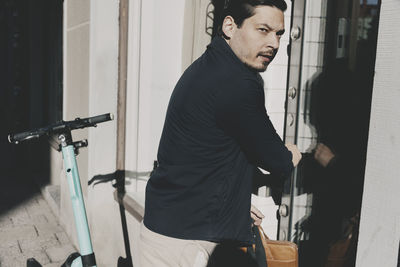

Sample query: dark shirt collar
[208,36,264,85]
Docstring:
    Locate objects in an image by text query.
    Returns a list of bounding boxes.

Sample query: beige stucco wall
[124,0,188,265]
[356,0,400,266]
[125,0,187,193]
[87,0,123,265]
[61,0,124,266]
[60,0,91,249]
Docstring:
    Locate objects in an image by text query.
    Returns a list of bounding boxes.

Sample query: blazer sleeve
[216,77,294,177]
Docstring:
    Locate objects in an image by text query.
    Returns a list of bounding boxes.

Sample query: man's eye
[258,28,268,32]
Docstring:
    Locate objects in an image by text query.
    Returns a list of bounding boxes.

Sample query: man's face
[224,6,285,72]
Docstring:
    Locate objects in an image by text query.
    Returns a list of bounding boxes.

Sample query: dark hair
[215,0,287,36]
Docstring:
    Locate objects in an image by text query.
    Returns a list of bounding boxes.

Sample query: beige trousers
[139,222,217,267]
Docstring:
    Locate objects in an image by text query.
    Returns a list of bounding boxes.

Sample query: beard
[244,52,276,72]
[244,60,269,73]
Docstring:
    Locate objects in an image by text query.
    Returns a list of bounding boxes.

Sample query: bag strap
[257,226,274,260]
[252,225,268,267]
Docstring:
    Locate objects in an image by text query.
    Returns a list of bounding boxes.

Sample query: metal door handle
[291,26,301,40]
[279,204,289,217]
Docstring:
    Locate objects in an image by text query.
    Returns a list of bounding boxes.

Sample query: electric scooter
[8,113,114,267]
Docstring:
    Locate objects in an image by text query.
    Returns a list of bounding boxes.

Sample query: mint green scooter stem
[61,138,96,267]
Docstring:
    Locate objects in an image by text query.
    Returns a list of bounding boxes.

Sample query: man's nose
[266,33,280,50]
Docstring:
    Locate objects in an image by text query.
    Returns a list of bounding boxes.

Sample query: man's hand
[251,204,265,226]
[314,143,335,167]
[286,144,302,167]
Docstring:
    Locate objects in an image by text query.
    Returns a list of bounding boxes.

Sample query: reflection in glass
[290,0,381,266]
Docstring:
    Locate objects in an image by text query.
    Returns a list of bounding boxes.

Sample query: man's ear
[221,16,236,39]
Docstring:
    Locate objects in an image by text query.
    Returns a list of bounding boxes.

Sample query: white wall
[87,0,122,266]
[125,0,187,193]
[356,0,400,266]
[63,1,124,266]
[61,0,91,250]
[124,1,188,265]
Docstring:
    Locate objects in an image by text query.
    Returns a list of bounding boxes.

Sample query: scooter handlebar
[87,113,114,125]
[8,113,114,144]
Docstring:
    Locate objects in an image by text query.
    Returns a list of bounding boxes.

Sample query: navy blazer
[144,36,293,245]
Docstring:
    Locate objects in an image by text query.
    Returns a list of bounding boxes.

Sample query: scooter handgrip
[87,113,114,125]
[8,130,40,144]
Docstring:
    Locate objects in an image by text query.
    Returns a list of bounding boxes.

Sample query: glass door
[280,0,381,266]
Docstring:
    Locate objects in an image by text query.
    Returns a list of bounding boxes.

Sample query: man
[140,0,301,266]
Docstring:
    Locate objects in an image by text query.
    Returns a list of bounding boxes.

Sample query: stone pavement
[0,192,76,267]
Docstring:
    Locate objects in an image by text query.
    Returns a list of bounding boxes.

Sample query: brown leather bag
[257,226,299,267]
[243,226,299,267]
[325,215,359,267]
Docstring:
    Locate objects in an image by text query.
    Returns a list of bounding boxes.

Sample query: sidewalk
[0,192,76,267]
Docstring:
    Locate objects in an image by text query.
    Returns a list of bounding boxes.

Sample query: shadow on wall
[0,0,63,214]
[89,170,150,187]
[398,241,400,267]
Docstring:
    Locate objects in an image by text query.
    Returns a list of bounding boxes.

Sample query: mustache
[257,50,277,58]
